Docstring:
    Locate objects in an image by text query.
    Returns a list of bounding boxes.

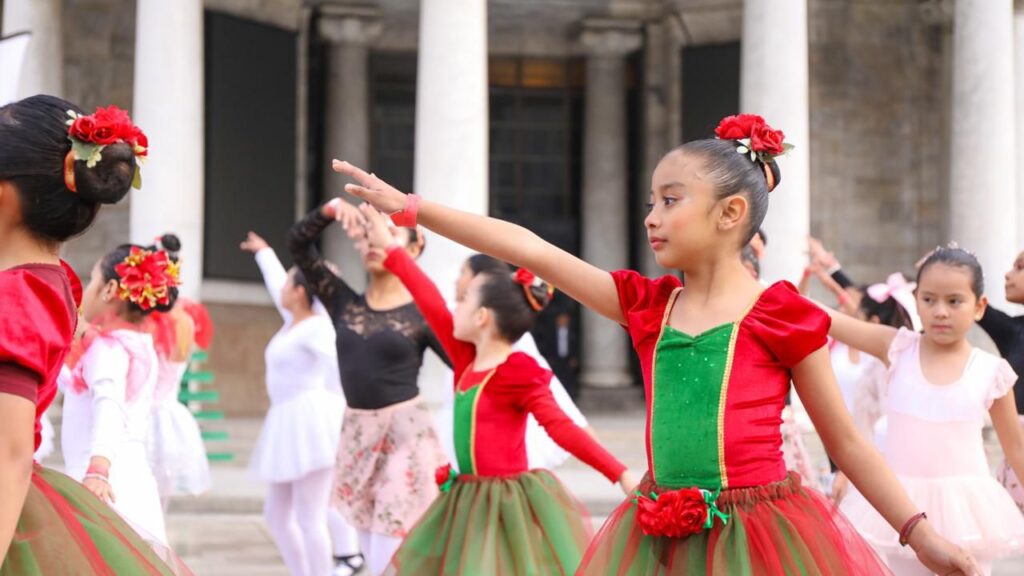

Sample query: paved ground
[46,412,1024,575]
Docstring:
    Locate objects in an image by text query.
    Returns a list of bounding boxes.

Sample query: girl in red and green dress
[0,96,189,574]
[353,204,635,575]
[334,113,982,575]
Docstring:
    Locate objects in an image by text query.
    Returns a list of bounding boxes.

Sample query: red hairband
[513,268,554,312]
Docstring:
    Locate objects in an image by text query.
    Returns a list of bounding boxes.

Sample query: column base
[577,383,645,414]
[580,370,633,388]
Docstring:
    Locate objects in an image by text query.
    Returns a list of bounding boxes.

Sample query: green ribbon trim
[699,488,730,529]
[439,467,459,493]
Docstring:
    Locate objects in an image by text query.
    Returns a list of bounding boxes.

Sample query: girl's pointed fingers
[332,160,375,186]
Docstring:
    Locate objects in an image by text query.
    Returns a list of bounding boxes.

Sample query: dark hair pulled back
[469,259,554,342]
[671,139,780,244]
[0,95,135,243]
[916,245,984,297]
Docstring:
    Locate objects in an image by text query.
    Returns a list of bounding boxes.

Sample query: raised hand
[321,197,367,239]
[239,231,270,254]
[332,160,409,214]
[807,236,838,270]
[358,203,396,250]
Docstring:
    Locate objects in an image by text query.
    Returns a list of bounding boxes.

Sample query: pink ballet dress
[841,328,1024,560]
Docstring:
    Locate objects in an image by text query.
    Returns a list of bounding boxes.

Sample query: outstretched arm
[334,161,626,326]
[824,307,897,365]
[241,232,292,323]
[286,203,362,319]
[793,347,980,575]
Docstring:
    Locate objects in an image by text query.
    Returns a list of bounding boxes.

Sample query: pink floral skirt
[332,397,446,537]
[997,416,1024,514]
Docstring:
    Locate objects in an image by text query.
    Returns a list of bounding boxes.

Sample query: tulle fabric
[577,472,891,576]
[841,473,1024,559]
[250,387,343,483]
[384,469,592,575]
[148,397,211,497]
[1,465,191,576]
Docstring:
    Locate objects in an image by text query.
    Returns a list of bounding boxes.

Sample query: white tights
[264,468,333,576]
[357,529,402,576]
[328,507,360,557]
[886,554,992,576]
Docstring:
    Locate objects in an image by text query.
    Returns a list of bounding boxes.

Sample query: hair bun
[74,142,136,205]
[159,233,182,253]
[528,283,553,312]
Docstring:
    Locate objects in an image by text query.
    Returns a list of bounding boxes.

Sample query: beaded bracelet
[898,512,927,547]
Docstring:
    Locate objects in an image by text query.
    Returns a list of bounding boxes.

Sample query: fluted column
[740,0,810,284]
[131,0,204,299]
[579,19,642,389]
[319,6,381,292]
[950,0,1016,309]
[2,0,62,99]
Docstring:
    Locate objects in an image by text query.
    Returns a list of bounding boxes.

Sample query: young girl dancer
[63,242,180,545]
[287,201,447,575]
[146,234,211,507]
[829,246,1024,575]
[0,95,188,573]
[334,112,979,575]
[354,205,633,574]
[978,250,1024,511]
[434,253,592,471]
[241,231,348,576]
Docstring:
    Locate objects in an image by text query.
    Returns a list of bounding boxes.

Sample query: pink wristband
[389,194,420,228]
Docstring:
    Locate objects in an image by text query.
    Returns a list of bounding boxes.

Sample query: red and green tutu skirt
[384,468,593,575]
[2,465,191,575]
[577,472,893,576]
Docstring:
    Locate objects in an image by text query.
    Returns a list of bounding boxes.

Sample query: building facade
[3,0,1021,415]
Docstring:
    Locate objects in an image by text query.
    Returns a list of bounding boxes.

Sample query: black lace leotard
[287,210,448,410]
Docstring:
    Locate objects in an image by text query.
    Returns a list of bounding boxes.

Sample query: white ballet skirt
[147,360,211,497]
[249,314,345,483]
[841,328,1024,560]
[33,408,55,461]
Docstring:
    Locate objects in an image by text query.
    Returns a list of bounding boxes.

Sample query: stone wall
[808,0,950,284]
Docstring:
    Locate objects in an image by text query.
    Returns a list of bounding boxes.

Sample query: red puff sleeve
[0,268,77,402]
[610,270,681,345]
[495,353,627,482]
[746,281,831,368]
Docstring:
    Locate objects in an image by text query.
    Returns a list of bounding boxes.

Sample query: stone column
[2,0,62,99]
[414,0,489,298]
[1016,0,1024,251]
[413,0,489,406]
[579,19,642,389]
[640,19,683,279]
[319,6,381,292]
[740,0,810,284]
[131,0,204,299]
[950,0,1016,310]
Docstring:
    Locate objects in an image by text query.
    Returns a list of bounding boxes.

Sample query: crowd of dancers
[2,94,1023,576]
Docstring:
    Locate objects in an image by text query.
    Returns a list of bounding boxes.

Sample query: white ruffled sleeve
[985,358,1018,409]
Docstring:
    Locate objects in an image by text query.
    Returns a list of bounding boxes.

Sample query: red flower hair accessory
[66,105,148,191]
[714,114,792,189]
[513,268,555,312]
[633,487,730,538]
[114,247,181,311]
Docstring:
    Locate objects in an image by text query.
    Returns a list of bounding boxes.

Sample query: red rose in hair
[749,123,785,155]
[90,124,119,146]
[513,268,536,286]
[635,489,708,538]
[129,126,149,156]
[70,116,97,141]
[714,113,765,140]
